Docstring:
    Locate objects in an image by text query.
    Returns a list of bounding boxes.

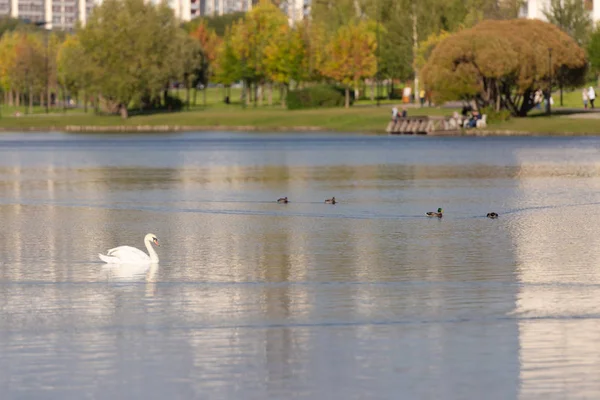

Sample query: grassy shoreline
[0,105,599,135]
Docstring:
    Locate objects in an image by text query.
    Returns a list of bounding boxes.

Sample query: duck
[426,208,443,218]
[486,212,499,219]
[277,197,288,204]
[325,197,336,204]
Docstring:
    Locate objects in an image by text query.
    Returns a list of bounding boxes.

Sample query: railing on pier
[386,116,457,135]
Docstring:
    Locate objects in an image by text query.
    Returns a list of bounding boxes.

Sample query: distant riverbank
[0,107,599,135]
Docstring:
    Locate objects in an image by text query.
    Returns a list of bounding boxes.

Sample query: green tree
[173,31,203,109]
[214,29,241,88]
[77,0,180,118]
[588,25,600,84]
[543,0,593,45]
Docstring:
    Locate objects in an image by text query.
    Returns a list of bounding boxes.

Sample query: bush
[480,106,511,123]
[287,85,346,110]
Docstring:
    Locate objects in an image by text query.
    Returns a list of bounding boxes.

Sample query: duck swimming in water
[325,197,336,204]
[277,197,288,204]
[486,212,499,219]
[426,208,443,218]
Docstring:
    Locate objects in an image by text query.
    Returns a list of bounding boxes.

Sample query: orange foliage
[190,20,221,65]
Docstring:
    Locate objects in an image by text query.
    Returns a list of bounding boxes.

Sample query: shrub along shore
[0,106,599,135]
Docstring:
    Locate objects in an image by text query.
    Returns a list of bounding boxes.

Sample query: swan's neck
[145,239,159,263]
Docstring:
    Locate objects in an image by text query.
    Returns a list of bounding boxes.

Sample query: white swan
[98,233,159,264]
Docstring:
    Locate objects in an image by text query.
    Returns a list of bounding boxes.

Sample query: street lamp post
[547,48,552,116]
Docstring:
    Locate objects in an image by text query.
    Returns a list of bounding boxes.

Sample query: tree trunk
[282,84,288,108]
[193,88,197,106]
[28,86,33,114]
[8,89,13,106]
[247,82,252,106]
[370,80,375,101]
[120,104,128,119]
[15,90,20,107]
[259,83,264,107]
[203,85,207,107]
[354,87,359,100]
[186,85,190,110]
[280,84,285,108]
[560,81,563,107]
[241,81,246,107]
[63,87,67,114]
[83,90,88,113]
[40,91,44,108]
[268,82,273,106]
[345,88,350,109]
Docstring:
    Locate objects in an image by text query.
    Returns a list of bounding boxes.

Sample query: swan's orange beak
[153,239,160,246]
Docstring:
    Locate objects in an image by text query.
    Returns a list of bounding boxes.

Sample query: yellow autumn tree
[0,32,18,106]
[320,21,377,108]
[228,0,289,105]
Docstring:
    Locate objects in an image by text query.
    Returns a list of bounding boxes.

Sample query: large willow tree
[422,19,587,116]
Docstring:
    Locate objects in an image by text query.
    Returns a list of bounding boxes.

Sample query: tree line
[0,0,598,117]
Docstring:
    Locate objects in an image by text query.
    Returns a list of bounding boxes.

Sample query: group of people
[449,106,483,129]
[582,86,596,109]
[391,106,408,122]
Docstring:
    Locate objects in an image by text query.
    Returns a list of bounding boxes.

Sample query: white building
[0,0,308,30]
[520,0,600,23]
[196,0,308,24]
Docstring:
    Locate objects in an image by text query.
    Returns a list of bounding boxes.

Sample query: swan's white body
[99,233,159,264]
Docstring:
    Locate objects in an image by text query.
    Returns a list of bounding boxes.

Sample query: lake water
[1,132,600,399]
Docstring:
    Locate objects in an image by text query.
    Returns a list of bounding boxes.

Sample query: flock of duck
[277,196,337,204]
[97,202,499,265]
[425,207,498,219]
[279,199,499,220]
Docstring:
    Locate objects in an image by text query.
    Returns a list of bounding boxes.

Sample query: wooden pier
[386,116,457,135]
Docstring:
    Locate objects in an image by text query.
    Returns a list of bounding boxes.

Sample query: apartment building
[0,0,94,30]
[0,0,308,30]
[196,0,308,24]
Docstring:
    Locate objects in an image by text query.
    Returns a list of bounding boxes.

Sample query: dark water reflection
[1,133,600,399]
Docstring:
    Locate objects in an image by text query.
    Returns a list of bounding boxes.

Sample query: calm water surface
[1,132,600,399]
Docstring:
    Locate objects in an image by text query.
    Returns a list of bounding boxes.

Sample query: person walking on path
[583,88,589,109]
[589,86,596,109]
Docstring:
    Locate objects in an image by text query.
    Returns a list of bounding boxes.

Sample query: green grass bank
[0,87,599,135]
